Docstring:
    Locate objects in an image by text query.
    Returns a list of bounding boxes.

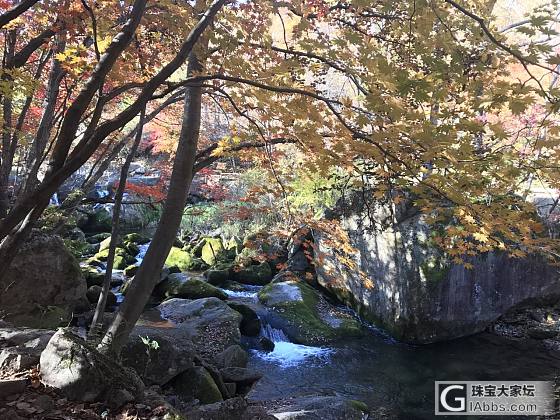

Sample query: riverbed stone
[86,285,117,308]
[40,329,144,406]
[81,266,103,287]
[165,247,195,271]
[0,233,87,329]
[205,268,233,286]
[169,366,223,404]
[124,264,139,277]
[258,279,363,345]
[156,298,242,358]
[233,262,273,286]
[214,345,248,368]
[227,302,261,337]
[122,327,196,385]
[201,238,226,266]
[154,273,227,300]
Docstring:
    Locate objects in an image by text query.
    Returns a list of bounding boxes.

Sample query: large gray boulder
[156,298,242,359]
[0,233,87,328]
[315,195,560,343]
[122,326,196,386]
[40,329,144,406]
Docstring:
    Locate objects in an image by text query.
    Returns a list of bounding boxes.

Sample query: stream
[222,285,560,419]
[106,242,560,419]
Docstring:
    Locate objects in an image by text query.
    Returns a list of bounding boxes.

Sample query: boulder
[258,280,363,345]
[219,367,261,386]
[154,273,227,300]
[0,233,87,329]
[78,206,112,234]
[124,264,139,277]
[233,262,273,286]
[82,266,104,287]
[169,366,223,404]
[86,285,117,308]
[214,345,248,369]
[123,233,150,244]
[315,195,560,343]
[201,238,226,266]
[227,302,261,337]
[182,396,275,420]
[86,232,111,244]
[122,327,195,385]
[40,329,144,406]
[157,298,242,358]
[205,268,232,286]
[165,247,195,271]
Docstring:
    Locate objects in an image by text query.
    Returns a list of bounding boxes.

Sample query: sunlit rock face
[315,194,560,343]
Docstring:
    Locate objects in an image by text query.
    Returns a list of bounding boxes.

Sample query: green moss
[86,232,111,244]
[165,247,195,271]
[123,233,150,244]
[82,266,104,287]
[114,255,127,270]
[124,241,140,256]
[163,277,227,300]
[348,400,369,413]
[201,238,226,266]
[124,264,139,277]
[259,280,362,344]
[172,366,222,404]
[233,262,272,285]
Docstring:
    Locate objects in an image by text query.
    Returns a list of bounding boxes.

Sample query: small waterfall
[255,322,333,368]
[261,323,289,342]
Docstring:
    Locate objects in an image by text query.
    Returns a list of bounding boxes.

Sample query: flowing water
[102,246,560,419]
[247,320,560,419]
[216,279,560,419]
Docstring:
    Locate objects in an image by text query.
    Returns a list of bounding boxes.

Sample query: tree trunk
[89,107,146,338]
[100,19,210,354]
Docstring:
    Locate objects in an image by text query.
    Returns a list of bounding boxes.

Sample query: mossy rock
[226,236,243,253]
[227,302,260,337]
[189,258,209,271]
[171,366,223,404]
[86,232,111,244]
[205,268,232,286]
[165,247,195,271]
[124,264,139,277]
[123,233,150,244]
[98,236,114,252]
[155,273,227,300]
[201,238,226,266]
[191,239,207,257]
[86,257,105,269]
[94,248,135,268]
[82,266,105,287]
[258,280,363,345]
[233,262,272,286]
[123,241,140,256]
[348,400,369,413]
[10,306,72,330]
[113,255,128,270]
[86,285,117,308]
